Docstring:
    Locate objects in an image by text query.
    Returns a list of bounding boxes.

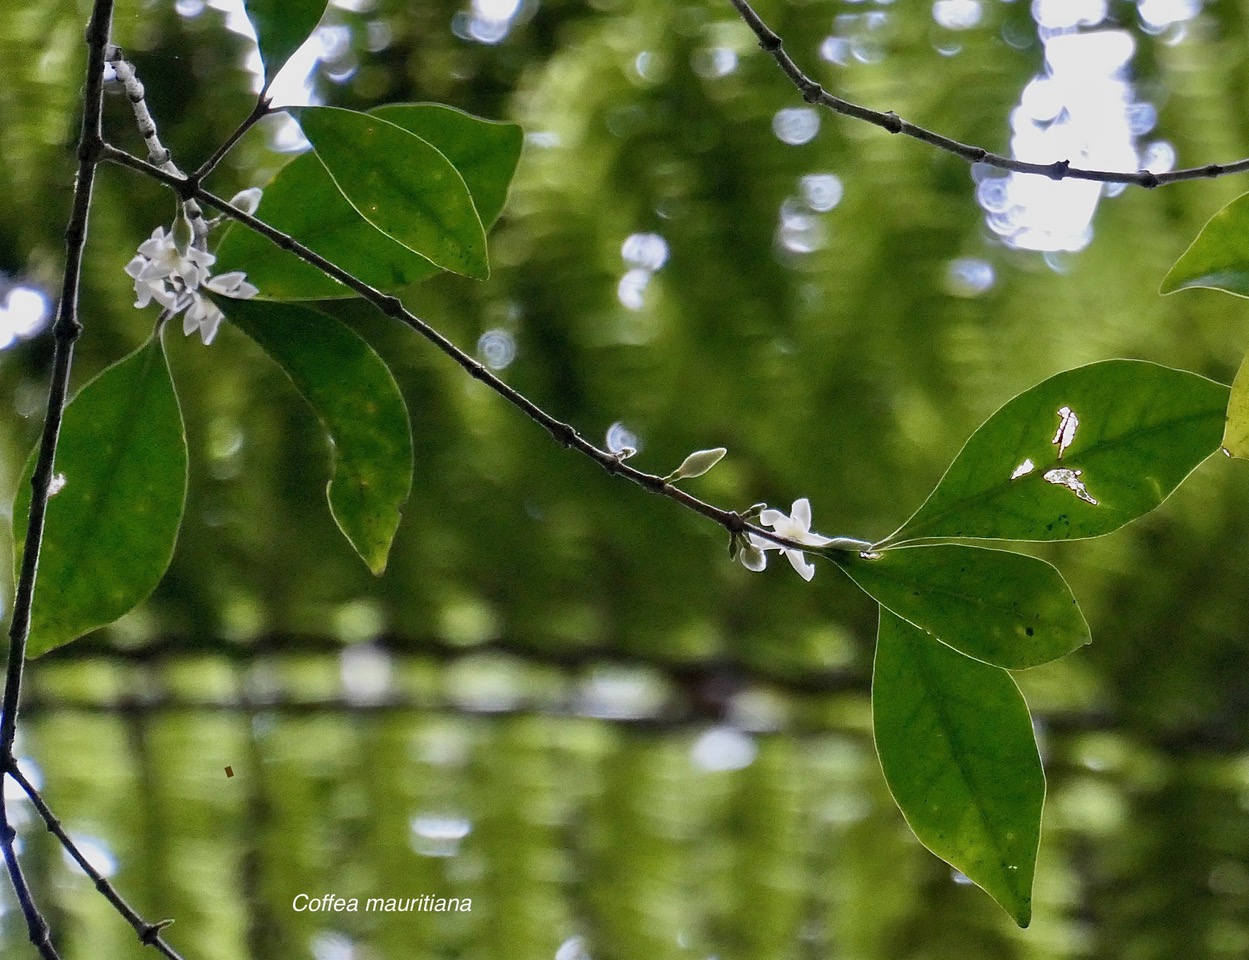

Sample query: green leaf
[214,104,522,301]
[881,360,1227,546]
[1224,348,1249,458]
[1161,192,1249,298]
[13,338,187,658]
[834,544,1088,669]
[873,609,1043,928]
[243,0,328,85]
[294,106,489,280]
[213,151,427,301]
[220,297,412,574]
[370,103,523,229]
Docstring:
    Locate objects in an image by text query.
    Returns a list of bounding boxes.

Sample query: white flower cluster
[124,190,261,345]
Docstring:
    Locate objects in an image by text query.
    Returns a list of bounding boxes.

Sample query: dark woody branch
[727,0,1249,188]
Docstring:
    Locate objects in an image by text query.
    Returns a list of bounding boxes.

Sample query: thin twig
[0,822,55,960]
[6,764,184,959]
[192,94,273,183]
[106,49,211,242]
[100,143,848,558]
[0,1,121,956]
[726,0,1249,188]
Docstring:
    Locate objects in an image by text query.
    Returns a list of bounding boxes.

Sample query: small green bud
[738,542,766,572]
[665,446,727,482]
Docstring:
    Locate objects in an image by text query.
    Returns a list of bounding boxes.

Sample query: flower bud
[230,187,263,215]
[738,542,766,572]
[666,446,727,482]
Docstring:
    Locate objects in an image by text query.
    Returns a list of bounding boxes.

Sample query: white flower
[125,255,179,310]
[750,497,834,581]
[125,219,258,345]
[204,271,259,300]
[181,245,216,289]
[182,291,226,345]
[134,227,183,280]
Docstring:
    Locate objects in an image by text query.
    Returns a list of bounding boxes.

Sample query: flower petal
[749,532,782,553]
[759,508,787,527]
[204,271,259,299]
[199,306,224,344]
[791,498,813,531]
[785,548,816,581]
[136,227,171,258]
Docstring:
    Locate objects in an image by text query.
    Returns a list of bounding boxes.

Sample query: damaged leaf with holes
[879,360,1227,546]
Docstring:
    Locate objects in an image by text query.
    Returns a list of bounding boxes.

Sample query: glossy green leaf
[370,103,522,228]
[295,106,489,279]
[834,544,1088,669]
[873,609,1043,928]
[1161,192,1249,298]
[213,150,429,301]
[1224,347,1249,458]
[243,0,328,84]
[881,361,1227,546]
[213,151,425,301]
[214,104,522,301]
[13,338,187,658]
[220,297,412,574]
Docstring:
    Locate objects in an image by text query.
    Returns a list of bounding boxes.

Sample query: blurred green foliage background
[4,0,1249,957]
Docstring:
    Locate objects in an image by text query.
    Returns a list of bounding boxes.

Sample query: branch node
[883,111,902,134]
[758,31,781,53]
[138,919,174,945]
[176,172,199,202]
[1137,169,1160,189]
[1205,163,1224,178]
[1047,159,1070,180]
[77,133,104,164]
[799,80,824,104]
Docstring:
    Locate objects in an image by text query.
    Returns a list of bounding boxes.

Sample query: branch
[100,144,851,560]
[106,50,212,242]
[192,93,273,183]
[727,0,1249,188]
[6,764,184,960]
[0,0,121,956]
